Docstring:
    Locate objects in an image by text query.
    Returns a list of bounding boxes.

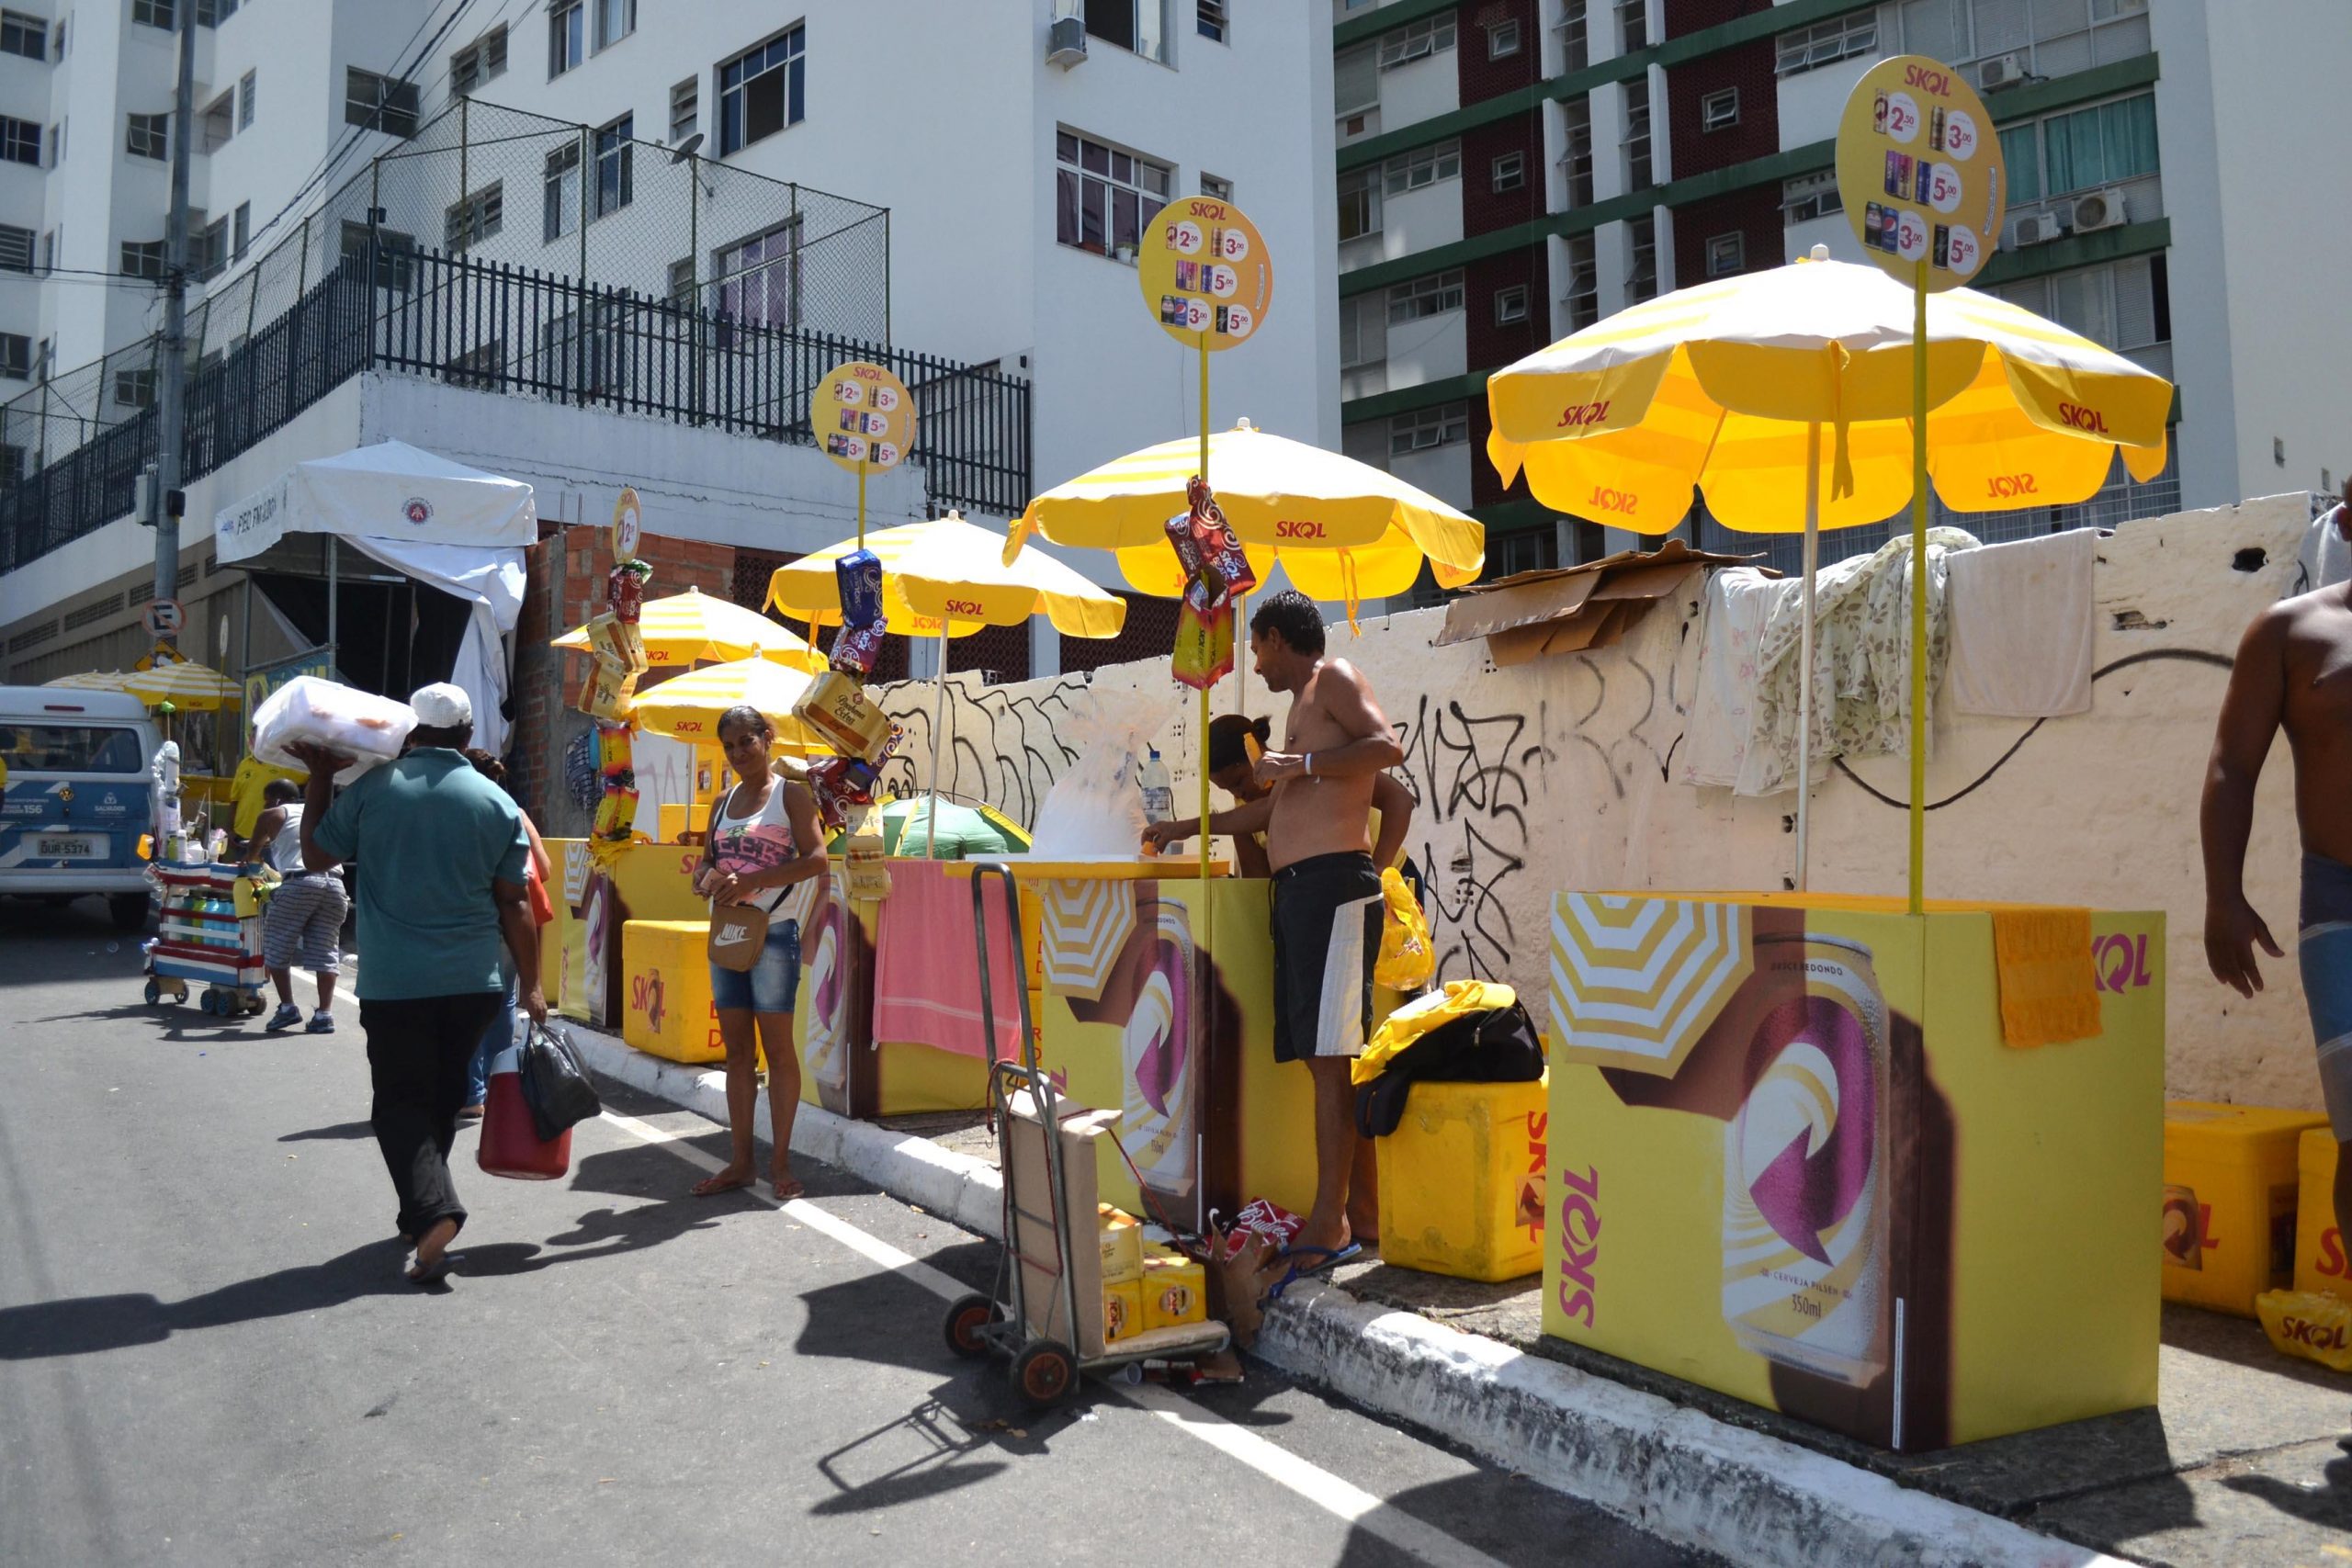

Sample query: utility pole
[150,0,197,648]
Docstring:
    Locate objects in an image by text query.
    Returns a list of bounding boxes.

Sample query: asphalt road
[0,895,1712,1568]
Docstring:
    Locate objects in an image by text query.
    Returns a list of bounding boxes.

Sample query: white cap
[409,682,472,733]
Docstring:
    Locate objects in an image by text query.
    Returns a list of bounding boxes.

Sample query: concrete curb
[566,1022,2123,1568]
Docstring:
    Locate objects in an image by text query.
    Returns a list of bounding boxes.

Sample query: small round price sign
[611,486,642,560]
[1138,197,1273,349]
[819,360,917,472]
[1835,54,2005,289]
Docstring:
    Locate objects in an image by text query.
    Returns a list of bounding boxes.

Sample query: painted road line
[589,1108,1505,1568]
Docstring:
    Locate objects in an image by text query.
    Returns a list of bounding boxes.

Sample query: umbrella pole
[1233,590,1248,716]
[1907,261,1929,916]
[856,457,867,549]
[1796,423,1820,893]
[927,626,947,859]
[1197,334,1213,943]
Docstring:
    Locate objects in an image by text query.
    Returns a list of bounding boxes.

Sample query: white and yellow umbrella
[553,586,822,671]
[122,660,242,711]
[627,656,828,754]
[42,670,132,692]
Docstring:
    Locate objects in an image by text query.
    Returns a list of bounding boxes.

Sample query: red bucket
[477,1070,570,1179]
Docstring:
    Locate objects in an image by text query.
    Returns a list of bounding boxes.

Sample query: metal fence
[0,244,1028,571]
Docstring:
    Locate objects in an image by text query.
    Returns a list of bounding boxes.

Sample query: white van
[0,686,163,931]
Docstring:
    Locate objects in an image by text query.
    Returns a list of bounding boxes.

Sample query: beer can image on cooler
[1721,934,1891,1388]
[1121,900,1200,1204]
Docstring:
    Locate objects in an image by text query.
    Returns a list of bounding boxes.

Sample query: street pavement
[0,896,1711,1568]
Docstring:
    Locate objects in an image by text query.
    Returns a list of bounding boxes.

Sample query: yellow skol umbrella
[122,660,242,710]
[43,670,132,691]
[768,510,1126,855]
[628,656,828,753]
[1486,248,2173,895]
[552,586,822,671]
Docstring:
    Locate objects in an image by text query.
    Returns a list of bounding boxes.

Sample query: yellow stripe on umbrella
[766,512,1126,640]
[122,660,242,710]
[553,586,822,671]
[42,670,133,691]
[627,657,830,752]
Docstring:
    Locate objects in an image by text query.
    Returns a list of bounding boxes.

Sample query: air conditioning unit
[2072,187,2129,234]
[2013,212,2064,246]
[1046,15,1088,68]
[1978,53,2026,91]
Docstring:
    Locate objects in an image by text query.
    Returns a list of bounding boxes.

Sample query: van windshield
[0,724,146,773]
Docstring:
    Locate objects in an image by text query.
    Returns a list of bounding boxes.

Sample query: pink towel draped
[870,860,1026,1062]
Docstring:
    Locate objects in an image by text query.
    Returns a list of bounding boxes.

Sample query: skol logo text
[1275,519,1327,539]
[1556,399,1612,429]
[1904,62,1954,96]
[944,598,986,615]
[1986,473,2039,499]
[2281,1315,2349,1350]
[2094,931,2154,994]
[1588,486,1639,516]
[2058,402,2110,434]
[1555,1164,1601,1329]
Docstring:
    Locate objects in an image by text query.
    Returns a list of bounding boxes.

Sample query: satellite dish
[669,132,705,164]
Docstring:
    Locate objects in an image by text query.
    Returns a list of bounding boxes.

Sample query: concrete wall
[875,492,2323,1110]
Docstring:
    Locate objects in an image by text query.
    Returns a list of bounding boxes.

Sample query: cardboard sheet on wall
[1438,538,1767,664]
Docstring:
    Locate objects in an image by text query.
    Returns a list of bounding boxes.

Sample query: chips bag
[1374,865,1434,991]
[1170,590,1234,693]
[2256,1291,2352,1373]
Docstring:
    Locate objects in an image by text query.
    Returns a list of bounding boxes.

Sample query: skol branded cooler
[2163,1101,2327,1315]
[1544,893,2164,1451]
[2292,1129,2351,1296]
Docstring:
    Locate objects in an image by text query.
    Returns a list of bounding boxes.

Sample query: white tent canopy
[213,440,536,755]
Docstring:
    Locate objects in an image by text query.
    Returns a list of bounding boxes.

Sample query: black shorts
[1269,850,1383,1065]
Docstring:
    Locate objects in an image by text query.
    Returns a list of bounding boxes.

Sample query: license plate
[34,834,105,860]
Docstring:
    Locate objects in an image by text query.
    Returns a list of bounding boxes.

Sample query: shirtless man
[1239,589,1403,1262]
[2202,492,2352,1342]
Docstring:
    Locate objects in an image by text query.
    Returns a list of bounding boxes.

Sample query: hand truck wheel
[943,1292,1002,1360]
[143,978,161,1005]
[1010,1339,1076,1410]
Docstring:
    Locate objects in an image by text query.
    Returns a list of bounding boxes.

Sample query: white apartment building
[1324,0,2352,581]
[0,0,1338,711]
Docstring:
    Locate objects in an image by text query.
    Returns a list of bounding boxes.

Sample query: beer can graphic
[1121,901,1199,1200]
[1722,934,1890,1388]
[1929,106,1947,152]
[2162,1185,2204,1269]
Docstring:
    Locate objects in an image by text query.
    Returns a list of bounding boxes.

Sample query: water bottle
[1139,748,1174,828]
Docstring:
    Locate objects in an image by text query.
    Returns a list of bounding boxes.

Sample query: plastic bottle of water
[1139,748,1174,827]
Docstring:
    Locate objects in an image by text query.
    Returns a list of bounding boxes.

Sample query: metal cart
[144,863,269,1018]
[940,863,1230,1409]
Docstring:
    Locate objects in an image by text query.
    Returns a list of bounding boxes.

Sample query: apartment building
[1328,0,2352,581]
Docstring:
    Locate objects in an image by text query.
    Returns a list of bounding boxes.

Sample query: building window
[1388,269,1464,323]
[1485,17,1521,58]
[1055,130,1171,257]
[716,220,803,330]
[542,142,581,243]
[1623,80,1652,190]
[1495,284,1530,324]
[1377,14,1455,67]
[594,115,632,219]
[1615,0,1645,51]
[239,69,255,129]
[345,69,417,137]
[2000,91,2160,206]
[124,112,165,160]
[0,10,42,60]
[452,25,506,94]
[667,256,695,308]
[1701,87,1738,132]
[131,0,172,28]
[1389,402,1468,457]
[1339,292,1385,369]
[548,0,583,77]
[1490,150,1526,192]
[1200,172,1233,201]
[445,182,503,250]
[1705,231,1744,277]
[195,0,237,24]
[1556,0,1588,72]
[1990,254,2168,360]
[200,92,233,152]
[594,0,633,51]
[1627,214,1658,302]
[338,220,414,291]
[50,17,61,55]
[1083,0,1170,62]
[1782,170,1842,223]
[120,239,166,279]
[115,367,156,408]
[1487,526,1558,581]
[1,114,40,164]
[1383,139,1461,195]
[0,225,29,273]
[718,27,805,155]
[192,214,226,280]
[232,200,250,261]
[669,76,697,143]
[1775,9,1875,75]
[1335,41,1379,119]
[1197,0,1227,43]
[1338,166,1380,242]
[1565,233,1598,328]
[1560,96,1593,206]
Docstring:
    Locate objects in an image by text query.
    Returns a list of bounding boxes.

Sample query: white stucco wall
[876,492,2324,1111]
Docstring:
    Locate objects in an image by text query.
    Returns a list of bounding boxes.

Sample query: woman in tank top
[692,704,827,1198]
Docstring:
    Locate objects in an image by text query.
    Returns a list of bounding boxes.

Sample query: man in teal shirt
[293,683,546,1285]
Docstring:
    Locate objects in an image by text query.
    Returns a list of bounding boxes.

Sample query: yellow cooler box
[1377,1074,1549,1283]
[621,919,724,1065]
[2294,1129,2352,1295]
[2162,1100,2329,1314]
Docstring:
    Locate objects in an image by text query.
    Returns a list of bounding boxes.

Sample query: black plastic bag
[518,1019,603,1143]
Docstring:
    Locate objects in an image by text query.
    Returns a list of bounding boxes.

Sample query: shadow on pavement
[1333,1473,1703,1568]
[2221,1450,2352,1525]
[0,1238,412,1359]
[278,1121,375,1142]
[808,1399,1013,1515]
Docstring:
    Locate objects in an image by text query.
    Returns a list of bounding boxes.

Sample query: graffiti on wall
[873,674,1092,826]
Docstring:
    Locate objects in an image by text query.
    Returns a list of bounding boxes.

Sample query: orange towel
[1990,907,2100,1048]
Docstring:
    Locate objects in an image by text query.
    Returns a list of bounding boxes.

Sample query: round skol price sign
[1138,197,1272,349]
[820,360,917,472]
[611,486,642,561]
[1836,54,2005,288]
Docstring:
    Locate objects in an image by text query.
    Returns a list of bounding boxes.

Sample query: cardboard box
[1004,1087,1124,1359]
[1437,539,1767,665]
[2163,1100,2327,1315]
[1100,1204,1143,1284]
[1139,1248,1207,1331]
[1103,1280,1143,1343]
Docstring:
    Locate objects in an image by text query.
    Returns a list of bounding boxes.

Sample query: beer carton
[1100,1203,1143,1284]
[790,671,893,761]
[1103,1280,1144,1343]
[1139,1247,1206,1331]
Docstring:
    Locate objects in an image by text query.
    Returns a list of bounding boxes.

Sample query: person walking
[455,749,554,1122]
[247,777,347,1033]
[290,683,544,1285]
[690,705,827,1200]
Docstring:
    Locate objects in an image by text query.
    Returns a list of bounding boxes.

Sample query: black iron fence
[0,248,1029,573]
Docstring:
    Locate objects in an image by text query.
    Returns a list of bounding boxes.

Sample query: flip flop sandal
[403,1248,458,1285]
[1263,1241,1363,1302]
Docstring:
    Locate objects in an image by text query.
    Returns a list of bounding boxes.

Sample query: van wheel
[109,894,152,934]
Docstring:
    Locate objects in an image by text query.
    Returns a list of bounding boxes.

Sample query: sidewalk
[561,1024,2351,1568]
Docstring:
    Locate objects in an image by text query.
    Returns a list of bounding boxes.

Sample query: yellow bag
[2256,1290,2352,1372]
[1355,978,1517,1085]
[1374,866,1434,991]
